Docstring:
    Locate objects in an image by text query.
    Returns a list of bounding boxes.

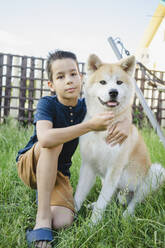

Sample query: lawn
[0,119,165,248]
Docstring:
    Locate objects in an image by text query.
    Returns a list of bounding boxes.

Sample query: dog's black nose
[109,89,118,98]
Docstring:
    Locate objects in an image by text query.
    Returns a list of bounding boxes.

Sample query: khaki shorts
[17,143,75,212]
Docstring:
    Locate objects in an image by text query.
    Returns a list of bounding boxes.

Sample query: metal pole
[108,36,165,148]
[108,37,122,60]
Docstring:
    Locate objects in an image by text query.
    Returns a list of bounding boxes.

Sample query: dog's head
[84,54,136,115]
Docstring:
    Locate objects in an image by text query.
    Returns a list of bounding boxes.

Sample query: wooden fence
[0,52,165,127]
[134,63,165,127]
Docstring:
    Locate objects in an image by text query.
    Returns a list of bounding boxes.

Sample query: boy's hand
[106,117,132,146]
[88,112,114,131]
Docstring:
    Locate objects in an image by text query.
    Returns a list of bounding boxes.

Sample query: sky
[0,0,159,63]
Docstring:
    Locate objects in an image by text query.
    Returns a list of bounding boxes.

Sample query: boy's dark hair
[46,50,79,82]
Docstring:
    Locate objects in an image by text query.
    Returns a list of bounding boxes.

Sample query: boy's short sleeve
[34,97,54,124]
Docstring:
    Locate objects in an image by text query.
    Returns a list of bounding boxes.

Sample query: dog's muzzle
[98,89,119,108]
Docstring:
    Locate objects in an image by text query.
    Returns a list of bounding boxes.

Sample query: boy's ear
[48,81,56,93]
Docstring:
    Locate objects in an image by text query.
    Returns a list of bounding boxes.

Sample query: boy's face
[48,58,82,106]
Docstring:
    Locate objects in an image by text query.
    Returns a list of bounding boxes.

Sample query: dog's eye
[116,80,123,85]
[99,80,107,85]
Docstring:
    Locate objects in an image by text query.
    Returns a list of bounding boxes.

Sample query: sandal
[26,227,53,247]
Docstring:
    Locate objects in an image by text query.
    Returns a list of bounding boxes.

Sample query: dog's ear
[87,54,102,74]
[118,55,136,76]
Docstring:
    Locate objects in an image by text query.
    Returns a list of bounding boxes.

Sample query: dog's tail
[148,163,165,190]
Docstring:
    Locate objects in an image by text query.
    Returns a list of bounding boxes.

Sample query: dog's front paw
[87,202,96,210]
[87,220,96,228]
[74,199,81,212]
[90,209,102,225]
[123,208,134,218]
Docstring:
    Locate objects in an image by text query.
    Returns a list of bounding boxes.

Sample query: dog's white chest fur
[80,130,121,177]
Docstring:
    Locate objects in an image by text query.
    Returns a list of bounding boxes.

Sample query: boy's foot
[34,240,52,248]
[26,228,53,248]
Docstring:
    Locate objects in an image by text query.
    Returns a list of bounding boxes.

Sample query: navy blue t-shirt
[16,95,86,177]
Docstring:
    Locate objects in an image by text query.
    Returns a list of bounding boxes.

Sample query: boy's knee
[51,206,74,230]
[52,213,74,230]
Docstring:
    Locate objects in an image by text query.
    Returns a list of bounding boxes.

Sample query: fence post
[0,54,3,122]
[156,71,163,125]
[4,54,13,118]
[19,56,27,122]
[133,68,144,127]
[40,58,45,98]
[28,57,35,124]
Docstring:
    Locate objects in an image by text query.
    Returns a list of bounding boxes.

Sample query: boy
[16,50,131,248]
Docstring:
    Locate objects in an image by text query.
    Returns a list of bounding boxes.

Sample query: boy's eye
[116,80,123,85]
[57,75,64,79]
[99,80,107,85]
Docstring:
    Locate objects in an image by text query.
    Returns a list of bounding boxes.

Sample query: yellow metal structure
[140,1,165,48]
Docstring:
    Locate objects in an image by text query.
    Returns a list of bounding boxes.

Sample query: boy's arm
[37,112,114,148]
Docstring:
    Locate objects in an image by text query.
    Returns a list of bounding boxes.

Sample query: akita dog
[74,54,165,224]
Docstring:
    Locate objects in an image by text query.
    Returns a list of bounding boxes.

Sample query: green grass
[0,120,165,248]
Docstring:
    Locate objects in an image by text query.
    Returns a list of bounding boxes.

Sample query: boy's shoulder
[37,95,58,107]
[39,95,57,102]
